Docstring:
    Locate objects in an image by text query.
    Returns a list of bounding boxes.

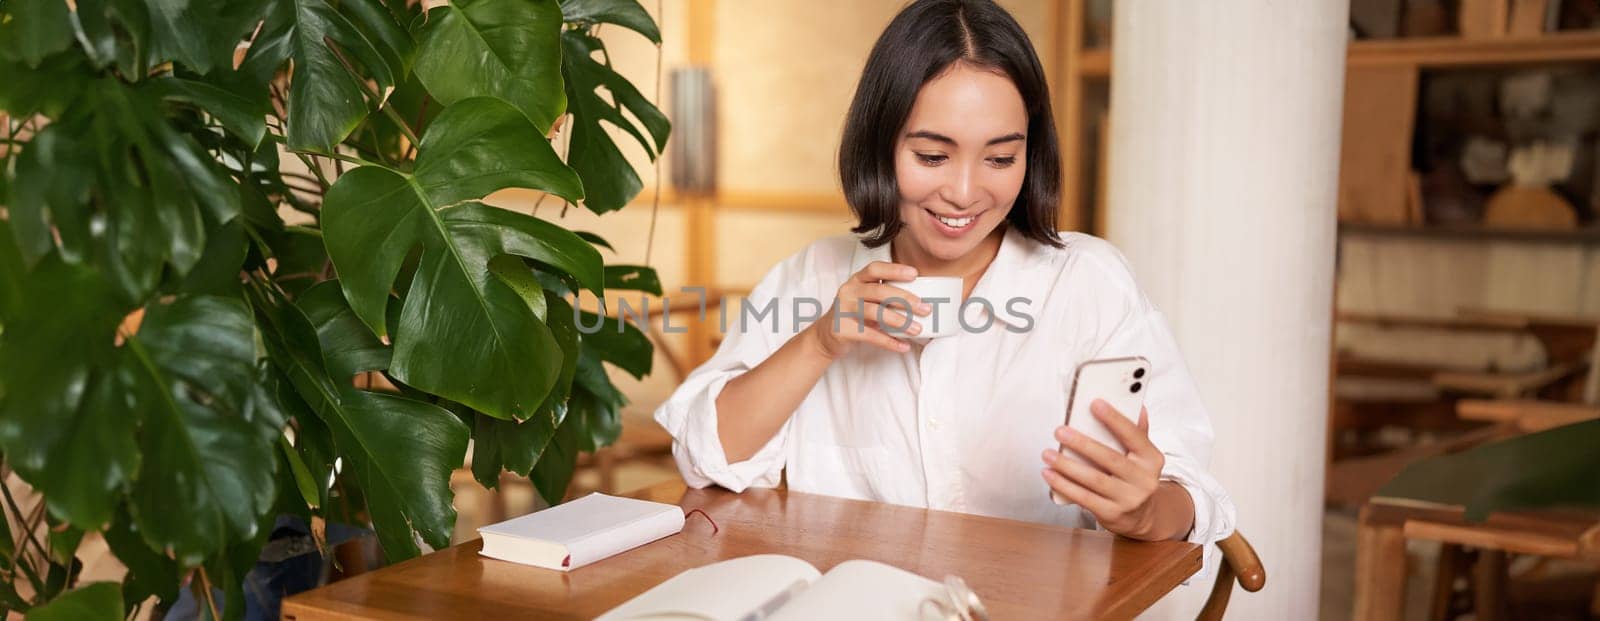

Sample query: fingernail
[1055,427,1073,442]
[903,267,918,279]
[908,322,922,335]
[1041,450,1057,463]
[917,303,932,315]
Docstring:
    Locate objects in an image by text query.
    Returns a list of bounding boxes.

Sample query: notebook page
[596,555,821,621]
[766,559,946,621]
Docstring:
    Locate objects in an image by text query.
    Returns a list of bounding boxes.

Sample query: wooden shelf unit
[1077,30,1600,79]
[1062,30,1600,234]
[1338,223,1600,244]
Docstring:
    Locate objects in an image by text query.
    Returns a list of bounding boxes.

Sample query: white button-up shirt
[653,227,1236,576]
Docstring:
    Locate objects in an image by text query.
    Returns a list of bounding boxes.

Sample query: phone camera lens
[1134,368,1146,379]
[1130,382,1142,393]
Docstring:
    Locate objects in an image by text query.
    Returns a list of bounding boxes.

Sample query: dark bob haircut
[839,0,1063,248]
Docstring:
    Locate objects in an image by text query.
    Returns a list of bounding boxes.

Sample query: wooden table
[284,481,1202,620]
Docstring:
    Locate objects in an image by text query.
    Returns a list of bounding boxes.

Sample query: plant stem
[290,152,333,190]
[194,567,221,621]
[301,149,373,169]
[1,483,45,566]
[262,132,388,172]
[282,179,325,195]
[402,97,429,161]
[0,483,45,595]
[280,191,321,217]
[280,171,323,185]
[322,36,421,148]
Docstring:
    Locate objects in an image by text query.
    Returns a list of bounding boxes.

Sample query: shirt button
[928,418,941,430]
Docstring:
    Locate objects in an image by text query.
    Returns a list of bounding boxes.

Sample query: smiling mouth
[926,207,979,231]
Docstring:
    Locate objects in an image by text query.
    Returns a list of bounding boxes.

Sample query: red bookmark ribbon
[684,508,719,534]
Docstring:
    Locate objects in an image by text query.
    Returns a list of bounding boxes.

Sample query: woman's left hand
[1040,399,1167,540]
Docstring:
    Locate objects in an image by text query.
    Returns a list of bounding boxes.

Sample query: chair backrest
[1195,531,1266,621]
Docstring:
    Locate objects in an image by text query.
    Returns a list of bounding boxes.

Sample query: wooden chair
[1196,531,1267,620]
[1328,311,1599,507]
[1355,498,1600,621]
[1353,399,1600,620]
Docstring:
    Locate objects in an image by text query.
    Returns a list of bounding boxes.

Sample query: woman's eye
[989,156,1017,168]
[916,153,947,166]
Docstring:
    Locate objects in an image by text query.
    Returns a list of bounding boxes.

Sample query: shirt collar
[848,226,1037,330]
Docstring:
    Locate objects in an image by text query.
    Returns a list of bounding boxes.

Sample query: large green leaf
[0,220,23,326]
[101,506,179,610]
[124,295,286,566]
[147,77,272,148]
[413,0,566,132]
[528,334,628,504]
[24,582,121,621]
[560,30,669,213]
[1380,420,1600,521]
[559,0,660,43]
[578,309,652,380]
[0,0,76,67]
[8,79,239,301]
[254,283,468,558]
[143,0,266,75]
[0,51,93,119]
[67,0,153,77]
[298,281,391,378]
[470,291,580,487]
[179,218,249,296]
[263,0,413,151]
[529,392,583,505]
[0,259,137,530]
[571,345,626,450]
[59,0,261,77]
[604,264,662,295]
[323,97,597,420]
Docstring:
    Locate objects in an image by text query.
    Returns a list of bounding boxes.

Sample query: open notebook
[596,554,950,621]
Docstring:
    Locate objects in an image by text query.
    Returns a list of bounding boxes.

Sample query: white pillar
[1103,2,1349,619]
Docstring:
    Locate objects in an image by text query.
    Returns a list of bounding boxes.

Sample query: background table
[283,481,1201,620]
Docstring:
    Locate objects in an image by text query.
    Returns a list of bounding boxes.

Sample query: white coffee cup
[886,276,963,340]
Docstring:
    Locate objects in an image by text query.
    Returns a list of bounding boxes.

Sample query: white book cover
[477,492,686,571]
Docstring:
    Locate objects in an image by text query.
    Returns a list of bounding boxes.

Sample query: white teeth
[937,214,975,228]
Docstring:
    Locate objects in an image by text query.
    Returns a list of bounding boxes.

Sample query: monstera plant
[0,0,667,617]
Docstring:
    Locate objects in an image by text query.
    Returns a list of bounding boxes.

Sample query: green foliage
[1380,419,1600,521]
[0,0,667,617]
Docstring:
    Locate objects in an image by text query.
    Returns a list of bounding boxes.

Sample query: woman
[653,0,1234,569]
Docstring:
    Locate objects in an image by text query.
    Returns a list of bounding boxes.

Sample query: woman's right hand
[809,261,933,358]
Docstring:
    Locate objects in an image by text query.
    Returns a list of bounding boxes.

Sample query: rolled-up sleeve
[652,262,801,493]
[1075,243,1238,582]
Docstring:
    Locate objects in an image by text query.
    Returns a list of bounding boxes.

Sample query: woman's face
[894,62,1028,263]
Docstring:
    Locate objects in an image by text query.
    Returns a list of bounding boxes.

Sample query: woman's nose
[940,163,979,210]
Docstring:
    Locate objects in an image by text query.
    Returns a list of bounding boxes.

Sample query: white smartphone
[1049,356,1150,505]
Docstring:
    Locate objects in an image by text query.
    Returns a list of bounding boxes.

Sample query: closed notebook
[596,554,948,621]
[478,492,685,571]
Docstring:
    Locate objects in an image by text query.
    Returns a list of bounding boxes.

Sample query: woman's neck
[891,225,1006,298]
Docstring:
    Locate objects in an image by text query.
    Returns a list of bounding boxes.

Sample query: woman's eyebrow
[904,130,1026,146]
